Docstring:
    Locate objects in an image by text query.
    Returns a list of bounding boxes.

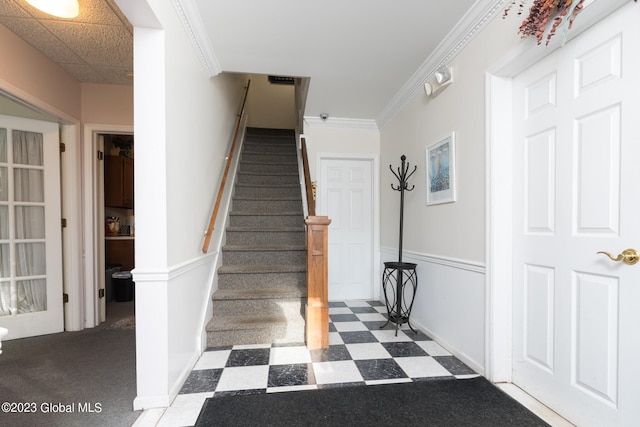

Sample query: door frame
[316,153,380,301]
[83,124,134,327]
[484,0,629,383]
[0,83,85,333]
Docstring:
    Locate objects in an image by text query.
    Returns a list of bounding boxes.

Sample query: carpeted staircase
[206,128,307,347]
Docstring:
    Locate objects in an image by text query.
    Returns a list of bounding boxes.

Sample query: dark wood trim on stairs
[305,216,331,349]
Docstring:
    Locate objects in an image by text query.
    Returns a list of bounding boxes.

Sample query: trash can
[105,264,121,302]
[112,271,134,302]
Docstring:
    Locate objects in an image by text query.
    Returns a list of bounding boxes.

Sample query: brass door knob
[597,248,640,265]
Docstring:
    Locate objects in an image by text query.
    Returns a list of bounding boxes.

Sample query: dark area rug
[195,377,549,427]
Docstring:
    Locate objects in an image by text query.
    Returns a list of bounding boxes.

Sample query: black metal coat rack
[389,155,417,263]
[382,155,419,335]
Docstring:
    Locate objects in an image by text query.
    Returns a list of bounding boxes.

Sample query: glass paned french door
[0,116,63,339]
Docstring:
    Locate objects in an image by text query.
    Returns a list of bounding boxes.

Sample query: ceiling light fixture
[25,0,79,18]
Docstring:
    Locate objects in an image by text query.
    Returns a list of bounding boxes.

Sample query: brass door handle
[597,248,640,265]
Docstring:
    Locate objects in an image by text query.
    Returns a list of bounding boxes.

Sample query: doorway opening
[99,133,135,326]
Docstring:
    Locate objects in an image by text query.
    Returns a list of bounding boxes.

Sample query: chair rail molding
[381,246,485,274]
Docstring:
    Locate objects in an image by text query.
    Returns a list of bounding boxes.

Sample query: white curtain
[0,128,9,316]
[0,129,46,316]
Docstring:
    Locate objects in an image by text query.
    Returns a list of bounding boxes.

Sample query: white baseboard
[133,395,172,411]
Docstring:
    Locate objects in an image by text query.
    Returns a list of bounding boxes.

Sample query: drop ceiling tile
[95,65,133,85]
[0,0,132,85]
[76,0,131,28]
[58,62,106,83]
[0,0,31,18]
[42,21,132,66]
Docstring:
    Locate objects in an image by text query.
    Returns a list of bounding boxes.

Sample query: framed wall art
[426,132,456,205]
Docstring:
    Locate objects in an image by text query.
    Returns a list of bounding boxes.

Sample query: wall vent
[268,75,295,85]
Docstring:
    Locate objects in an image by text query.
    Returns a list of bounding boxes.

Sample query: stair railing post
[304,216,331,349]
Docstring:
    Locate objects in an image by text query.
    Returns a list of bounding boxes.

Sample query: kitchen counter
[105,234,135,240]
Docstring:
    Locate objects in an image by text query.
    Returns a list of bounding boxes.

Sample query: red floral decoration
[504,0,584,45]
[505,0,638,45]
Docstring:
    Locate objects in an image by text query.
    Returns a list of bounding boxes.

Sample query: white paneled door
[0,115,63,339]
[511,8,640,426]
[319,158,373,301]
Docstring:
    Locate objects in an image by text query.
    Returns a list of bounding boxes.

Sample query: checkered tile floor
[155,300,479,427]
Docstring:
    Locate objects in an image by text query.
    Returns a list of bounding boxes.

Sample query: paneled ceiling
[0,0,133,85]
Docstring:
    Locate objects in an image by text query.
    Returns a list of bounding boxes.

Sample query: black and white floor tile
[155,300,478,427]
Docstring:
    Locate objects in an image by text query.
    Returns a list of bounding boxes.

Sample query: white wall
[378,10,525,371]
[123,0,248,409]
[246,74,296,129]
[302,121,380,180]
[380,11,523,261]
[80,83,133,125]
[0,23,81,119]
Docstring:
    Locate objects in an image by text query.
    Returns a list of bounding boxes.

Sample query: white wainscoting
[379,247,486,375]
[133,251,218,410]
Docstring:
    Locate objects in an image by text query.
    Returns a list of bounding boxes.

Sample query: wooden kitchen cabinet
[105,155,134,208]
[105,238,135,271]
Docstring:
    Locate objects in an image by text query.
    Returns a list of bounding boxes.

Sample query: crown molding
[172,0,222,77]
[304,116,379,131]
[376,0,508,127]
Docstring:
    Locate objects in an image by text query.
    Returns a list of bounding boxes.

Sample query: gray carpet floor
[0,301,140,427]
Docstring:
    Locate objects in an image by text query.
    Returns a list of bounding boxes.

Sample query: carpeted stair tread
[235,183,299,188]
[246,127,294,134]
[245,138,296,144]
[222,244,305,251]
[241,154,297,160]
[229,211,302,216]
[233,195,301,201]
[206,313,304,332]
[242,145,296,153]
[240,159,297,166]
[212,288,306,300]
[226,226,304,232]
[231,201,303,213]
[238,170,298,176]
[206,312,306,347]
[245,135,296,141]
[218,264,305,274]
[209,127,306,347]
[242,149,296,155]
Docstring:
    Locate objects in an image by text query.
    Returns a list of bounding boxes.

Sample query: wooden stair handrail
[202,79,251,253]
[301,137,315,216]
